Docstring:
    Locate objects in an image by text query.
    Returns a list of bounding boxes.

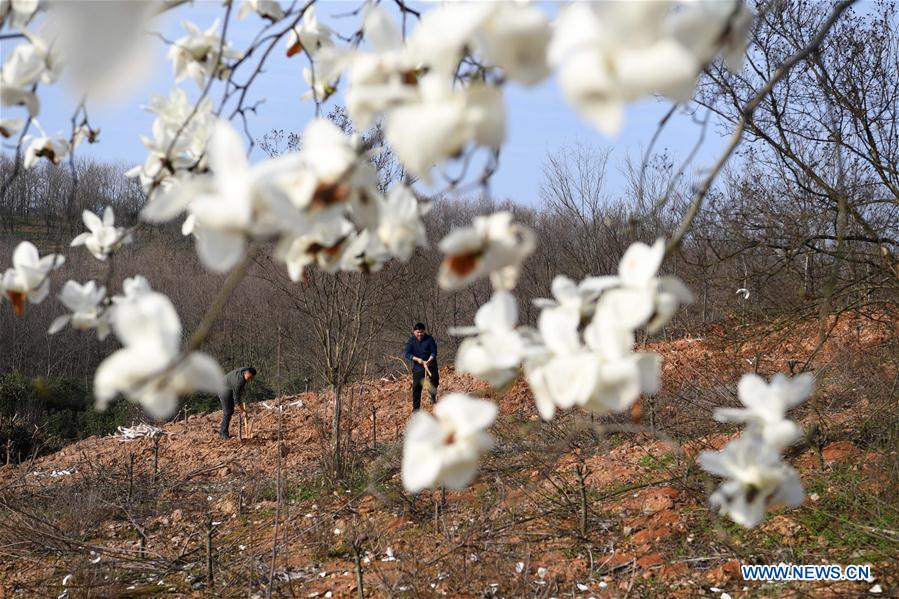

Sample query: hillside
[0,314,896,598]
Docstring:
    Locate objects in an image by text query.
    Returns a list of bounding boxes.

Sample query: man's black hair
[247,367,257,376]
[413,322,426,331]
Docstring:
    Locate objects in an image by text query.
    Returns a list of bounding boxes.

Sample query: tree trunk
[332,380,342,476]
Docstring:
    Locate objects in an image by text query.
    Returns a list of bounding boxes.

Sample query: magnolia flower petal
[172,352,226,395]
[82,209,102,232]
[401,411,444,492]
[538,307,581,355]
[70,232,91,247]
[618,239,665,287]
[435,393,497,438]
[112,291,182,351]
[770,372,815,409]
[195,228,246,273]
[12,240,40,268]
[48,314,71,334]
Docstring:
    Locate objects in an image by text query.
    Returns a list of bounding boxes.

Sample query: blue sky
[5,1,729,207]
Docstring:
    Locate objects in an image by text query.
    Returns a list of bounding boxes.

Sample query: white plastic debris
[62,574,73,586]
[537,567,547,579]
[870,585,882,594]
[115,423,164,440]
[261,399,304,411]
[577,583,589,591]
[516,562,525,574]
[31,467,78,478]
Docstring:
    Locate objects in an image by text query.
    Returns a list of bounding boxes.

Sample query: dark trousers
[219,390,234,437]
[411,364,439,411]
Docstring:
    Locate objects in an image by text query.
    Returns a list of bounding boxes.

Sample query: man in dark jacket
[219,366,256,439]
[404,322,438,411]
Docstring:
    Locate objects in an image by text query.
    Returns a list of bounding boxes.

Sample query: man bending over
[219,366,256,439]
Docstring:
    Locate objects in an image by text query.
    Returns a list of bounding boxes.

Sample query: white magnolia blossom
[0,29,62,116]
[23,131,70,168]
[438,211,536,291]
[524,303,659,420]
[698,434,805,528]
[582,302,661,415]
[70,207,132,261]
[0,117,24,138]
[375,185,428,262]
[340,229,390,274]
[238,0,283,22]
[532,274,617,323]
[408,2,493,76]
[48,280,111,340]
[715,373,814,450]
[548,1,753,135]
[301,63,339,103]
[95,290,224,419]
[286,118,382,232]
[113,275,153,303]
[471,2,551,86]
[276,217,354,281]
[0,45,39,115]
[451,290,532,388]
[126,88,215,193]
[401,393,497,492]
[0,0,39,30]
[342,7,419,129]
[1,241,65,315]
[524,308,598,420]
[385,75,505,184]
[168,19,242,89]
[668,0,754,73]
[72,124,98,147]
[142,119,301,272]
[549,3,697,135]
[343,5,525,178]
[598,238,694,333]
[404,1,553,84]
[286,5,334,57]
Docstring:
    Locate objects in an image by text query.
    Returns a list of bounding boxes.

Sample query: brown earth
[0,312,896,597]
